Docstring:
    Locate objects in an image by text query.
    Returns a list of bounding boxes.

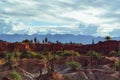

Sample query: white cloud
[0,0,120,37]
[0,18,80,35]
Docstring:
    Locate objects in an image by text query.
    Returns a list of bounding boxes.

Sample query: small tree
[45,38,48,43]
[34,37,37,43]
[105,36,112,41]
[22,39,31,43]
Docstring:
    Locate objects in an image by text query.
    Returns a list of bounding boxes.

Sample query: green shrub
[5,53,15,63]
[114,60,120,71]
[21,51,38,58]
[8,53,15,62]
[64,75,74,80]
[53,54,61,59]
[10,70,22,80]
[66,61,81,70]
[87,51,102,59]
[0,51,8,58]
[61,50,80,57]
[117,51,120,57]
[14,52,21,57]
[39,54,46,59]
[109,50,117,56]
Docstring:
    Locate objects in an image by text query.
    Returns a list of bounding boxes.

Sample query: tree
[30,40,33,43]
[45,37,48,43]
[34,37,37,43]
[105,36,112,41]
[22,39,31,43]
[56,40,59,44]
[42,40,44,43]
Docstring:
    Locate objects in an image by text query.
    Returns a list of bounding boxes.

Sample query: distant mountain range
[0,34,120,44]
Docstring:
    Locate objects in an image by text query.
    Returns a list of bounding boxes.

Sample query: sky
[0,0,120,37]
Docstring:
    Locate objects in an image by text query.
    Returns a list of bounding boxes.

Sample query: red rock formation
[0,40,119,56]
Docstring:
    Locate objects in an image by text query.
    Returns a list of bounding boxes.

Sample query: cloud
[79,24,98,35]
[0,17,81,35]
[0,18,13,34]
[109,29,120,37]
[0,0,120,37]
[0,0,112,23]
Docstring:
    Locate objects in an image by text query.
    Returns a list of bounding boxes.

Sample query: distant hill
[0,34,120,44]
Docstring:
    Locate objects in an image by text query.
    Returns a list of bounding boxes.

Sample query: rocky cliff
[0,40,119,55]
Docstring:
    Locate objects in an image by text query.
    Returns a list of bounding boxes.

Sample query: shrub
[105,36,112,41]
[38,54,46,59]
[66,61,81,70]
[87,51,102,59]
[109,50,117,56]
[53,54,61,59]
[114,60,120,71]
[14,52,21,57]
[117,51,120,57]
[21,51,38,58]
[10,70,22,80]
[8,53,15,62]
[61,50,80,57]
[64,75,74,80]
[0,51,8,58]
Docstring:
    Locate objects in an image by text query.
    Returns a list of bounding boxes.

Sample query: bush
[0,51,8,58]
[61,50,80,57]
[38,54,46,59]
[8,53,15,62]
[64,75,74,80]
[21,51,38,58]
[109,50,117,56]
[114,60,120,71]
[87,51,102,59]
[14,52,21,57]
[10,70,22,80]
[53,54,61,59]
[66,61,81,70]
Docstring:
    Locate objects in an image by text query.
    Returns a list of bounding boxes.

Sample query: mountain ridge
[0,34,120,44]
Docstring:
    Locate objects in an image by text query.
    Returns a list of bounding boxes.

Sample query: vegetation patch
[10,70,22,80]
